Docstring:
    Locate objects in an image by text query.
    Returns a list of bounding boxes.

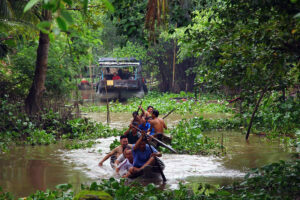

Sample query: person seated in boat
[131,111,142,125]
[147,109,167,141]
[124,122,141,144]
[139,105,153,118]
[124,132,162,177]
[98,135,129,168]
[112,72,121,80]
[114,144,130,166]
[139,117,155,135]
[116,146,134,177]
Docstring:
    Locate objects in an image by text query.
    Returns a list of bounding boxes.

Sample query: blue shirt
[139,123,150,131]
[138,123,155,135]
[132,144,158,168]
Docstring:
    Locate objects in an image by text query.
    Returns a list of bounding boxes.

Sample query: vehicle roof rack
[98,57,140,67]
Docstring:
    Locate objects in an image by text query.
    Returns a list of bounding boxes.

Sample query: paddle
[143,134,167,182]
[162,108,176,119]
[136,100,143,114]
[131,125,177,153]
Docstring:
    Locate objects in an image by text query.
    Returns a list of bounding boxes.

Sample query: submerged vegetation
[1,160,298,200]
[168,117,240,155]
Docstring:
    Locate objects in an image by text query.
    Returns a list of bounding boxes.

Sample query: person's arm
[151,151,162,157]
[115,158,126,174]
[98,147,118,166]
[124,125,131,135]
[115,153,125,167]
[139,106,146,115]
[133,131,145,151]
[149,145,162,157]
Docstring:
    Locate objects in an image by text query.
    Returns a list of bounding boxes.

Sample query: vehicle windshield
[100,66,136,80]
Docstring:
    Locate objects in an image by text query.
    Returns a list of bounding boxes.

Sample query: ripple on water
[59,137,244,186]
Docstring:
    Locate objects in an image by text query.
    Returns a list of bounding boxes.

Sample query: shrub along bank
[0,97,121,153]
[1,160,298,200]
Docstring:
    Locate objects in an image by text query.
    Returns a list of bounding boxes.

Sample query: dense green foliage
[1,160,299,199]
[247,93,300,135]
[0,97,120,152]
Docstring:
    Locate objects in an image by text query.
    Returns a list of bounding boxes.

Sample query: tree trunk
[25,10,51,115]
[245,85,269,140]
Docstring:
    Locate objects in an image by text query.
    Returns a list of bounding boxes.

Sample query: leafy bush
[248,93,300,135]
[0,97,122,152]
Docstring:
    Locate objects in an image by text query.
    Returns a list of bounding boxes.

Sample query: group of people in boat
[98,105,167,178]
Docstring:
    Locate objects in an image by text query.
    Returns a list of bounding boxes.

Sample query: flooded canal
[0,130,293,197]
[0,90,294,197]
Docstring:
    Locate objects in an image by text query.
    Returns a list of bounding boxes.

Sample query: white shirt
[117,159,133,176]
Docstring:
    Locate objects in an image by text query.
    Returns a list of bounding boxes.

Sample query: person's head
[152,109,159,118]
[138,137,147,151]
[120,135,128,147]
[123,147,133,160]
[113,72,117,76]
[147,106,153,113]
[131,122,138,134]
[145,116,152,122]
[132,111,138,118]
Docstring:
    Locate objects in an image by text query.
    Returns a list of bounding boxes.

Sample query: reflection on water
[0,89,294,197]
[205,130,293,171]
[0,144,91,198]
[0,130,294,197]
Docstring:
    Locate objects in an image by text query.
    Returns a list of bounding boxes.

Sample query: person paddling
[98,135,130,168]
[131,111,142,125]
[148,109,167,141]
[124,131,163,178]
[139,105,153,118]
[124,122,141,144]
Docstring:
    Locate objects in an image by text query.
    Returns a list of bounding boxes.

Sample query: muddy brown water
[0,90,294,197]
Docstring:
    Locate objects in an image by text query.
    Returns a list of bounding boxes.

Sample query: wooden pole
[105,84,110,124]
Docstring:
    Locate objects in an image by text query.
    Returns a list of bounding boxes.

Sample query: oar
[162,108,176,119]
[143,134,167,182]
[131,125,177,153]
[136,100,143,114]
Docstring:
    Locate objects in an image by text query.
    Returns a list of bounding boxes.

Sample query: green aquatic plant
[168,117,240,155]
[109,139,120,150]
[26,130,56,145]
[65,140,98,150]
[80,91,233,116]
